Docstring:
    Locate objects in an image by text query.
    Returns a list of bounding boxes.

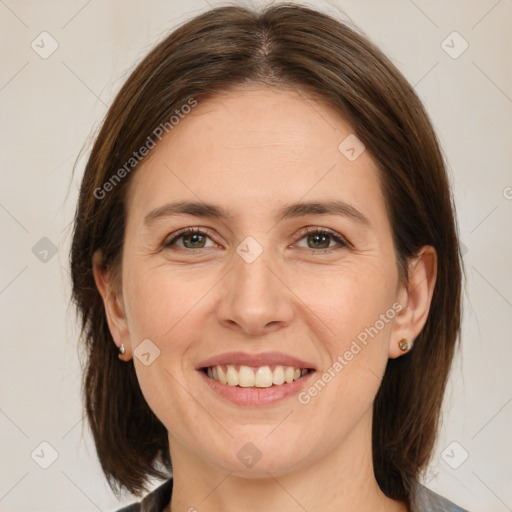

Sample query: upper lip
[196,351,316,370]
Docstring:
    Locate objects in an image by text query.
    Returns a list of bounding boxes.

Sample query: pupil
[309,234,329,249]
[184,233,205,248]
[182,233,331,249]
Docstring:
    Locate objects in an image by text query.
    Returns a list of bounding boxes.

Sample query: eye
[163,228,217,249]
[161,226,349,252]
[295,227,349,252]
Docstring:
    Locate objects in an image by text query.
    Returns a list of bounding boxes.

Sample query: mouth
[196,351,316,404]
[202,364,312,388]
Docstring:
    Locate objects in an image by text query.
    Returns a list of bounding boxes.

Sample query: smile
[203,364,310,388]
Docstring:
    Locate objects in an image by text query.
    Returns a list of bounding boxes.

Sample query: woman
[71,3,466,511]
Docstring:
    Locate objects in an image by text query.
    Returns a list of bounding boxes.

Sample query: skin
[94,85,437,512]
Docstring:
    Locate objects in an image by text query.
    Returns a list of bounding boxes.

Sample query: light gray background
[1,0,511,511]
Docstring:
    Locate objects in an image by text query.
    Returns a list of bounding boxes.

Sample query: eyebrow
[144,200,371,227]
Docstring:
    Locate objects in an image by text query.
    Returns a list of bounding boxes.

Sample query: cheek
[122,264,214,437]
[293,259,397,335]
[122,261,216,345]
[294,268,397,428]
[290,260,399,398]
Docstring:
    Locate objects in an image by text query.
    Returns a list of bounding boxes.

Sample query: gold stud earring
[398,338,410,352]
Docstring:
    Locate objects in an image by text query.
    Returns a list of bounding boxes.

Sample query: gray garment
[115,478,468,512]
[410,484,468,511]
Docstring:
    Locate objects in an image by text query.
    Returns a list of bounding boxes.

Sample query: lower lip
[198,370,315,406]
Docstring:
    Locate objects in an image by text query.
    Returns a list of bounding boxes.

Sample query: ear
[92,250,132,361]
[389,245,437,358]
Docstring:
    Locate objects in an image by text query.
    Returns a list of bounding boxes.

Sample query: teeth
[206,364,309,387]
[284,366,295,383]
[272,365,285,385]
[226,365,239,386]
[254,366,273,388]
[238,365,255,387]
[218,365,227,384]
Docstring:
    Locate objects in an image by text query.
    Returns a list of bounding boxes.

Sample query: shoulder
[113,479,173,512]
[411,483,468,512]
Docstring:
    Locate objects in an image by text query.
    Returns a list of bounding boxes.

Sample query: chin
[200,435,314,478]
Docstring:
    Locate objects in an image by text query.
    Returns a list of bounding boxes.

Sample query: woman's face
[107,86,417,476]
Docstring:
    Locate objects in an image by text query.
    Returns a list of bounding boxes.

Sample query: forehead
[125,85,386,223]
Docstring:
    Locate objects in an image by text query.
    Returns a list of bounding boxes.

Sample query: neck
[166,410,408,512]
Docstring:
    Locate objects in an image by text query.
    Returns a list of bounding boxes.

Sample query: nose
[216,245,294,336]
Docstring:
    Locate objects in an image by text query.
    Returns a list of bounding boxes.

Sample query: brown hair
[70,2,462,502]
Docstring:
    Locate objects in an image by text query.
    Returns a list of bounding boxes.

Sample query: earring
[398,338,410,352]
[119,344,126,356]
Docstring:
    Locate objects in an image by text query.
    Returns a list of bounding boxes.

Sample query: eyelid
[161,226,351,251]
[162,227,219,249]
[295,226,351,250]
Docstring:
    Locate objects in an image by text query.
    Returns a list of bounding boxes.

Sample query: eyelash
[162,226,350,253]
